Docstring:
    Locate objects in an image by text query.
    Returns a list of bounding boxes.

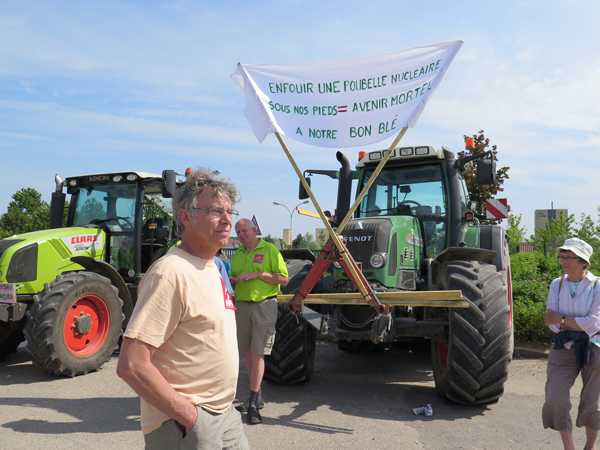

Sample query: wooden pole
[278,289,467,307]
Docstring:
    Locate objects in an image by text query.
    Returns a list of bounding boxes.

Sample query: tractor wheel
[431,261,511,405]
[24,272,124,376]
[264,307,316,384]
[480,226,514,358]
[264,267,317,384]
[284,262,314,291]
[0,323,25,361]
[499,241,514,359]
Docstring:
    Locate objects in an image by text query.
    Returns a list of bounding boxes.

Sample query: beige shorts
[542,343,600,433]
[144,404,249,450]
[235,298,278,355]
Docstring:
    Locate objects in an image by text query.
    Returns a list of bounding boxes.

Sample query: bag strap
[559,275,599,293]
[558,275,565,293]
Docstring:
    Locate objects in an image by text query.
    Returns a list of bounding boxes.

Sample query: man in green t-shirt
[230,218,288,424]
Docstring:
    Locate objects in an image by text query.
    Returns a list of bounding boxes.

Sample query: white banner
[231,40,462,148]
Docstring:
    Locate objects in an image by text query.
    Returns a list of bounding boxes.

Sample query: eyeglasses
[558,256,580,262]
[193,207,239,220]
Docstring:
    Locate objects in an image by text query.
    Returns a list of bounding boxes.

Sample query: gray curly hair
[172,167,240,238]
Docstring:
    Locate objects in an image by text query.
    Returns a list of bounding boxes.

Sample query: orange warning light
[465,138,475,150]
[358,151,367,160]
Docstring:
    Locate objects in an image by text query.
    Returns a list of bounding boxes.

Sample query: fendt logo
[344,235,373,242]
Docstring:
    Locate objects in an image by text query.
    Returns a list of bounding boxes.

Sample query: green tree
[506,213,527,254]
[458,130,510,224]
[0,188,50,238]
[531,210,575,255]
[315,229,328,248]
[263,233,285,249]
[292,232,311,249]
[291,232,325,250]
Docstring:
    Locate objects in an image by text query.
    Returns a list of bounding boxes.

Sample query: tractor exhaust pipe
[49,174,66,229]
[335,151,352,227]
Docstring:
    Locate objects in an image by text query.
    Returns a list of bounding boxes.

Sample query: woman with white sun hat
[542,237,600,450]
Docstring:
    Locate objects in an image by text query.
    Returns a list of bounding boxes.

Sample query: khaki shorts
[144,404,249,450]
[542,343,600,433]
[235,297,278,355]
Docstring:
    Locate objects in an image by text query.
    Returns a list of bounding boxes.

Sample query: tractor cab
[59,171,179,280]
[354,145,472,260]
[329,146,478,292]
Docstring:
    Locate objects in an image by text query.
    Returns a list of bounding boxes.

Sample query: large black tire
[499,242,514,359]
[264,307,316,384]
[0,323,25,360]
[24,272,124,376]
[284,261,314,290]
[264,267,317,384]
[480,226,514,358]
[431,261,511,405]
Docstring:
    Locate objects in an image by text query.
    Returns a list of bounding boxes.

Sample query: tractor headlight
[7,243,38,283]
[369,252,387,268]
[333,262,342,269]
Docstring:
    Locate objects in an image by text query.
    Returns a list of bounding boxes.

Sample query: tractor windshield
[72,183,136,228]
[358,164,448,257]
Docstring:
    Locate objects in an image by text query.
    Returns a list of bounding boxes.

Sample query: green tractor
[265,145,513,405]
[0,170,180,375]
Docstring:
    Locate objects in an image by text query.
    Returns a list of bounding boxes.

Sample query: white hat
[556,238,593,270]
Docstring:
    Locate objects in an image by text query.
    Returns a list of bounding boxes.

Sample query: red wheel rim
[63,294,110,356]
[437,341,448,371]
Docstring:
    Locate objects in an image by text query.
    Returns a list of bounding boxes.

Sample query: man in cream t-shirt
[117,167,249,450]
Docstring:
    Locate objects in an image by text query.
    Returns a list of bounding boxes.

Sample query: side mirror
[299,177,311,200]
[468,201,477,211]
[476,158,496,185]
[162,170,177,198]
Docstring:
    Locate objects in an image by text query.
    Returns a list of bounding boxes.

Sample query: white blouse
[546,271,600,339]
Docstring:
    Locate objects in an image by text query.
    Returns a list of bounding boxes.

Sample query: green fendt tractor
[0,170,180,375]
[265,145,513,405]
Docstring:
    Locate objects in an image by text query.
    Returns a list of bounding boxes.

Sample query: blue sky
[1,1,599,239]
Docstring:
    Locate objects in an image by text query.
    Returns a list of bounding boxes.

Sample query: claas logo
[71,235,99,244]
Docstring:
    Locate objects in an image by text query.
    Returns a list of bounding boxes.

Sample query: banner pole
[274,132,376,303]
[337,126,408,232]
